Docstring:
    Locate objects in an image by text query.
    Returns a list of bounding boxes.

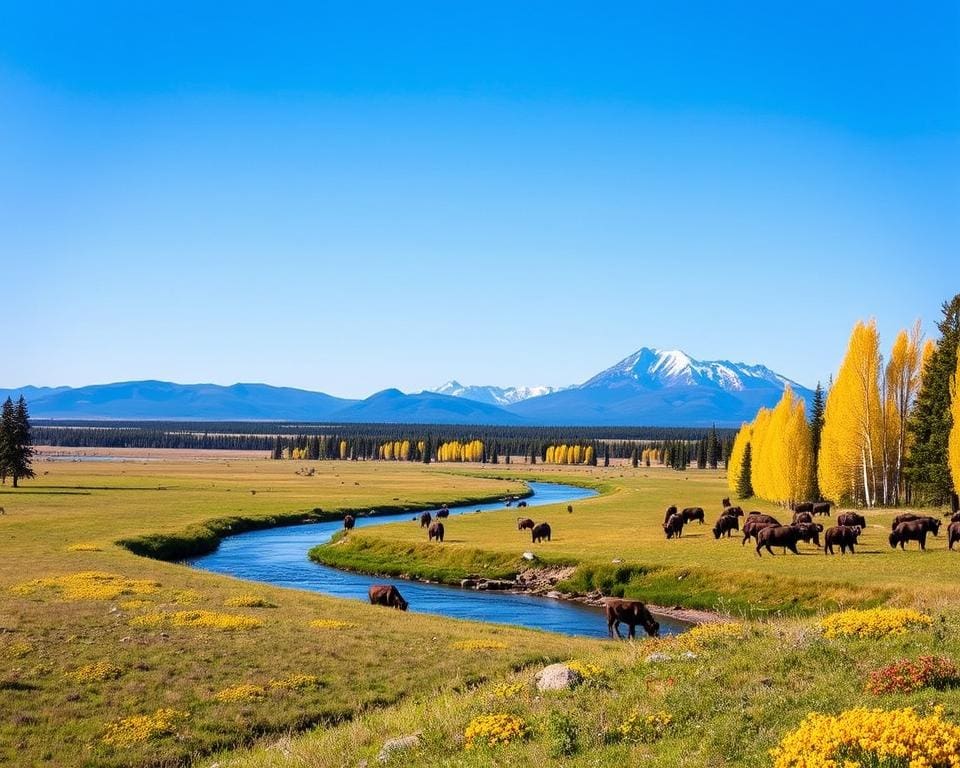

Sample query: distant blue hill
[6,347,813,426]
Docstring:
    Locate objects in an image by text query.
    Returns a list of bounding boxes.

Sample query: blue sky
[2,2,958,397]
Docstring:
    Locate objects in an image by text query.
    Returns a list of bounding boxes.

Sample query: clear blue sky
[2,2,958,397]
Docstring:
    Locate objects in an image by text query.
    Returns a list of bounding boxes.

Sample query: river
[185,481,690,638]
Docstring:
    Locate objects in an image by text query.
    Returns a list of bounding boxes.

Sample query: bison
[889,520,936,551]
[791,510,814,525]
[436,507,450,519]
[824,525,861,555]
[419,511,432,528]
[663,505,679,525]
[681,507,705,525]
[713,514,740,539]
[756,524,818,556]
[343,514,355,530]
[517,517,535,531]
[722,497,731,508]
[747,512,781,525]
[949,521,960,550]
[724,505,744,518]
[791,501,814,514]
[741,517,778,545]
[837,512,867,529]
[890,513,940,531]
[428,521,445,542]
[812,502,831,517]
[531,522,551,543]
[368,584,408,610]
[603,598,660,639]
[517,500,528,508]
[949,512,960,524]
[663,513,685,540]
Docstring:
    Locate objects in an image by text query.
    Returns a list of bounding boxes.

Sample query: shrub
[545,711,579,757]
[867,656,960,695]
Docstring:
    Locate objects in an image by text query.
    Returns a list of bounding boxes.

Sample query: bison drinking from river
[603,598,660,639]
[368,584,408,610]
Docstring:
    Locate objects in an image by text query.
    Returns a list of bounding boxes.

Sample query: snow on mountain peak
[430,382,567,406]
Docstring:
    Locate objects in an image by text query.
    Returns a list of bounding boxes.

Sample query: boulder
[377,733,422,763]
[522,551,537,561]
[535,663,583,692]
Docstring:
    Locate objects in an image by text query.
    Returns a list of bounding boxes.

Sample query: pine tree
[529,444,536,465]
[908,294,960,505]
[737,442,754,498]
[630,446,638,468]
[810,382,825,499]
[4,397,35,487]
[603,444,610,467]
[0,398,13,484]
[422,436,432,464]
[707,426,719,469]
[271,436,283,460]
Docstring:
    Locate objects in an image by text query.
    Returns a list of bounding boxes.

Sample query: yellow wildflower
[464,713,528,749]
[821,608,933,639]
[102,708,187,747]
[309,618,359,630]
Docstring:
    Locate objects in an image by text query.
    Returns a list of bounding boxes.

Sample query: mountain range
[3,348,813,427]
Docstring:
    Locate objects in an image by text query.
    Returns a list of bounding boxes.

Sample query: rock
[682,651,698,660]
[377,733,422,762]
[545,590,564,600]
[645,652,672,663]
[535,663,582,692]
[481,579,513,591]
[522,551,536,561]
[612,558,622,563]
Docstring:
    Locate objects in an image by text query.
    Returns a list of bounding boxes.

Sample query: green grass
[0,458,596,767]
[313,464,958,617]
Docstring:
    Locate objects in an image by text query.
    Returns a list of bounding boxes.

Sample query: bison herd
[662,497,960,556]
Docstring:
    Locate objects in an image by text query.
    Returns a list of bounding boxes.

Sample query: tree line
[729,293,960,508]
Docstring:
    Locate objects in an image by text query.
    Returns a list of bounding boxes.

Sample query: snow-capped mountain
[430,381,568,407]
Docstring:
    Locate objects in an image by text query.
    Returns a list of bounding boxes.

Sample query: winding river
[185,481,690,639]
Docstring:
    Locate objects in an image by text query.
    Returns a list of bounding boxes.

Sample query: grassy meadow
[2,455,959,768]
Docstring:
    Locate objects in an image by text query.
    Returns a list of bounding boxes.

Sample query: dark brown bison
[791,501,814,514]
[517,517,535,531]
[722,497,731,508]
[517,500,528,508]
[756,524,818,556]
[792,510,814,525]
[567,504,574,514]
[343,514,356,530]
[824,525,861,554]
[837,512,867,529]
[713,514,740,539]
[681,507,705,524]
[663,513,685,539]
[949,521,960,550]
[368,584,408,610]
[724,505,744,518]
[890,513,940,530]
[795,522,823,546]
[428,521,445,542]
[949,512,960,524]
[812,502,831,517]
[531,522,551,543]
[889,520,937,550]
[436,507,450,519]
[603,598,660,639]
[747,512,781,525]
[419,511,432,528]
[663,505,678,525]
[741,517,778,545]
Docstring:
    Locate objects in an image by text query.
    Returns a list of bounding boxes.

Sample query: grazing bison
[795,522,823,547]
[368,584,408,611]
[681,507,705,524]
[428,521,445,542]
[812,502,831,517]
[889,520,937,551]
[747,512,781,525]
[531,522,552,543]
[419,511,432,528]
[663,513,685,540]
[949,521,960,551]
[837,512,867,529]
[824,525,861,554]
[663,505,679,525]
[603,598,660,639]
[724,505,744,518]
[890,513,941,530]
[517,517,535,531]
[756,524,817,556]
[791,501,814,514]
[741,517,778,545]
[343,514,355,530]
[713,514,740,539]
[436,507,450,519]
[792,510,814,525]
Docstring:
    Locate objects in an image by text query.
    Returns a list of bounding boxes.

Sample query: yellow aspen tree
[727,423,751,496]
[783,391,813,504]
[749,407,773,500]
[884,324,926,503]
[339,440,348,460]
[546,446,555,464]
[819,320,884,506]
[584,445,595,465]
[949,347,960,494]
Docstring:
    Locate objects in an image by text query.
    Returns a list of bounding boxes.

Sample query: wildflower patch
[71,661,123,683]
[12,571,160,602]
[213,684,267,702]
[489,681,526,699]
[131,610,263,631]
[66,543,102,552]
[618,710,673,743]
[102,708,188,747]
[771,706,960,767]
[268,674,322,691]
[225,594,277,608]
[464,713,528,749]
[309,618,359,630]
[566,660,608,685]
[867,656,960,695]
[820,608,932,639]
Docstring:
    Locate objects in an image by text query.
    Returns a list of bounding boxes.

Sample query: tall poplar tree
[810,382,825,500]
[948,347,960,497]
